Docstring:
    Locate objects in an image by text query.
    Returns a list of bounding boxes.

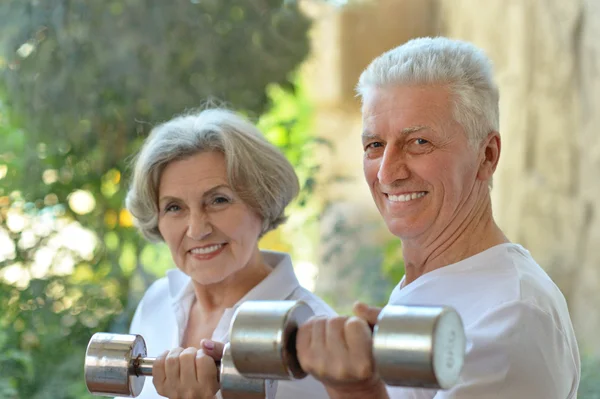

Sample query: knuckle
[184,391,197,399]
[311,316,327,328]
[298,351,316,373]
[166,354,179,366]
[327,316,347,330]
[355,361,373,379]
[180,347,198,361]
[315,357,329,375]
[181,346,198,355]
[195,353,215,374]
[345,316,366,330]
[330,363,348,380]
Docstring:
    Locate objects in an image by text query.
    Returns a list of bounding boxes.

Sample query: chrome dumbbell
[84,332,276,398]
[229,301,466,390]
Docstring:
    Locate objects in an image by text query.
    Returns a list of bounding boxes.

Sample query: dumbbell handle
[131,356,155,377]
[130,356,222,379]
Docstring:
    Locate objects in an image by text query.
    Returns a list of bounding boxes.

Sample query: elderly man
[295,37,581,398]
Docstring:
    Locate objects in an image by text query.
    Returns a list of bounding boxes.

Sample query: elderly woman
[123,108,336,399]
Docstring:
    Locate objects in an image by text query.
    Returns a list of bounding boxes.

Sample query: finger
[296,320,313,367]
[296,316,326,372]
[310,316,328,352]
[165,347,184,387]
[152,350,169,387]
[195,351,220,392]
[326,317,352,379]
[352,302,382,328]
[345,316,375,379]
[179,347,199,385]
[326,317,349,353]
[201,339,225,361]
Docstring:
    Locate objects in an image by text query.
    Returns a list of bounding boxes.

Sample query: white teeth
[388,192,426,202]
[190,244,223,255]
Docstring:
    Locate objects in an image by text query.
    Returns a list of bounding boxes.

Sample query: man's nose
[377,146,410,186]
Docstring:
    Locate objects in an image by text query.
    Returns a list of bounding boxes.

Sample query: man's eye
[415,138,429,145]
[365,142,383,150]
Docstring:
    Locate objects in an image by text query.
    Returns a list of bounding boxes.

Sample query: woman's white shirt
[123,250,337,399]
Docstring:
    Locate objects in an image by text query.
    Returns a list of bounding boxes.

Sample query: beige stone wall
[300,0,600,353]
[439,0,600,356]
[574,0,600,358]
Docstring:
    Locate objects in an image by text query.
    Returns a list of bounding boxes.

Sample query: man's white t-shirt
[122,250,337,399]
[385,243,580,399]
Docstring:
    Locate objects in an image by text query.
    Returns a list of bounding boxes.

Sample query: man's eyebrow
[361,131,380,141]
[361,125,430,141]
[401,125,429,134]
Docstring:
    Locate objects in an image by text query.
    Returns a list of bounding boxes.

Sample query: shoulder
[129,276,173,330]
[450,300,580,398]
[471,299,573,342]
[138,276,171,310]
[473,300,578,377]
[492,245,576,338]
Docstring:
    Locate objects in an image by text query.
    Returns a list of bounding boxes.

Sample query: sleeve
[429,301,579,399]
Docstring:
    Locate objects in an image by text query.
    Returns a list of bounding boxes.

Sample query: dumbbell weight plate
[85,332,147,397]
[373,305,466,389]
[229,300,314,380]
[220,342,278,399]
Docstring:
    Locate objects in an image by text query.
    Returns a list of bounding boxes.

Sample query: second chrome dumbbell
[228,300,466,390]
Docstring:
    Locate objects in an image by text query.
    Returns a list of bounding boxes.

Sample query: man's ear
[477,131,501,182]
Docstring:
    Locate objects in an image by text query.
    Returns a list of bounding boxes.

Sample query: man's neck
[401,193,509,286]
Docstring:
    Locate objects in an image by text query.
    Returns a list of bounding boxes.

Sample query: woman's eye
[212,196,230,205]
[165,204,180,213]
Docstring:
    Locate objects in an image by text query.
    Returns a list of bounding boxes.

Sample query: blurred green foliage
[0,1,314,397]
[580,356,600,398]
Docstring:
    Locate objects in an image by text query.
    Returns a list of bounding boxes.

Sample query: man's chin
[385,219,423,240]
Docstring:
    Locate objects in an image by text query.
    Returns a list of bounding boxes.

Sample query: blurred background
[0,0,599,397]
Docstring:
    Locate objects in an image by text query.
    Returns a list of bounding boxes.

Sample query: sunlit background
[1,0,599,397]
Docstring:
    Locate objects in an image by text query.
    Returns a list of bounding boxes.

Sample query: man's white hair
[356,37,499,144]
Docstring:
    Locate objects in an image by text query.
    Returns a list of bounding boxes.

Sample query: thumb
[352,301,382,328]
[201,339,225,361]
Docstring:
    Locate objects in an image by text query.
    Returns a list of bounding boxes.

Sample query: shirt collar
[165,250,300,307]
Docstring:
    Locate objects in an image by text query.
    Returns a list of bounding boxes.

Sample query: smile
[189,244,225,255]
[387,192,427,202]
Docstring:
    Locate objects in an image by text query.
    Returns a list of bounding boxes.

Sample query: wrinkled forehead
[361,85,456,133]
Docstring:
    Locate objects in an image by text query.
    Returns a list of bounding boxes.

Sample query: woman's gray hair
[356,36,499,144]
[125,108,300,242]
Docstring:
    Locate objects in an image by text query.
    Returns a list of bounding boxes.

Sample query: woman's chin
[189,268,236,286]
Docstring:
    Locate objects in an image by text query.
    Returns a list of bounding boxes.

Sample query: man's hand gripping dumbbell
[202,300,466,399]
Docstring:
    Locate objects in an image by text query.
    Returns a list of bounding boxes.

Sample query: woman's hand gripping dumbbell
[200,300,466,398]
[84,333,276,398]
